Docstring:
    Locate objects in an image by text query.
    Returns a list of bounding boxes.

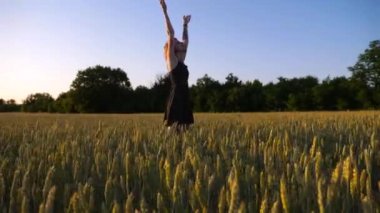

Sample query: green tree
[54,91,76,113]
[70,65,132,113]
[313,76,359,110]
[6,99,16,105]
[191,74,222,112]
[264,76,318,111]
[0,99,20,112]
[242,80,265,111]
[349,40,380,88]
[225,73,242,88]
[348,40,380,107]
[263,77,295,111]
[286,76,319,111]
[22,93,55,112]
[150,74,171,112]
[133,86,153,112]
[224,73,243,112]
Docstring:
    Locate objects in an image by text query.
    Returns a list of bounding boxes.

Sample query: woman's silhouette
[160,0,194,131]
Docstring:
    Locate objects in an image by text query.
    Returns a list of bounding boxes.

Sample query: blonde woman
[160,0,194,131]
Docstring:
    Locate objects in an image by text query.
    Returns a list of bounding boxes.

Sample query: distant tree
[6,99,16,105]
[0,99,20,112]
[224,73,244,111]
[348,40,380,107]
[349,40,380,88]
[264,76,318,111]
[7,99,20,112]
[22,93,55,112]
[347,81,376,109]
[54,91,76,113]
[70,65,132,113]
[242,80,265,111]
[263,82,278,111]
[264,77,294,111]
[150,74,171,112]
[191,76,208,112]
[286,76,319,111]
[225,73,242,88]
[7,41,379,113]
[313,76,359,110]
[191,74,222,112]
[133,86,153,112]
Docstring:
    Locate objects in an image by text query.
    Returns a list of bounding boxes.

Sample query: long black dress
[164,61,194,127]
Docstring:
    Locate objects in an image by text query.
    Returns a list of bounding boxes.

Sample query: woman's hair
[163,42,169,60]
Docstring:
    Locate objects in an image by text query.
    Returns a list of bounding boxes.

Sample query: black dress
[164,61,194,127]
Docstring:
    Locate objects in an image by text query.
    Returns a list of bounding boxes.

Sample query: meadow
[0,112,379,212]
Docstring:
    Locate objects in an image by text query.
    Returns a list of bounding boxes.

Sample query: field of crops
[0,112,379,213]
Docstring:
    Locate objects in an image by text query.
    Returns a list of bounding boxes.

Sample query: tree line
[1,40,379,113]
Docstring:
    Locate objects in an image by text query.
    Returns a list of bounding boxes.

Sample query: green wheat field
[0,112,379,213]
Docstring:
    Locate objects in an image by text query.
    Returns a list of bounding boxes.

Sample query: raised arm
[159,0,178,71]
[182,15,191,47]
[160,0,174,38]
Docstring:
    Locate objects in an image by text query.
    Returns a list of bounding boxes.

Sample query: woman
[160,0,194,131]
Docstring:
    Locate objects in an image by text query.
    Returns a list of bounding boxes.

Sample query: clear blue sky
[1,0,379,103]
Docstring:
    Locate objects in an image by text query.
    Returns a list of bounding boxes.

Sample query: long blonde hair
[163,42,169,60]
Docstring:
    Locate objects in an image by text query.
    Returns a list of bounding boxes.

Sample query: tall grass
[0,112,379,212]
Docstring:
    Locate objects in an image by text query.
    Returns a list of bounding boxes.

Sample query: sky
[0,0,379,103]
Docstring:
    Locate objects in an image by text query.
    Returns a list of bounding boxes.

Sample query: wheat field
[0,112,379,212]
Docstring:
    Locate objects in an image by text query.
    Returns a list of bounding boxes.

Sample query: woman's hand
[160,0,167,12]
[183,15,191,25]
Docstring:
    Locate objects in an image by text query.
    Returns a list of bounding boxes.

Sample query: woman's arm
[160,0,174,38]
[160,0,178,71]
[182,15,191,47]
